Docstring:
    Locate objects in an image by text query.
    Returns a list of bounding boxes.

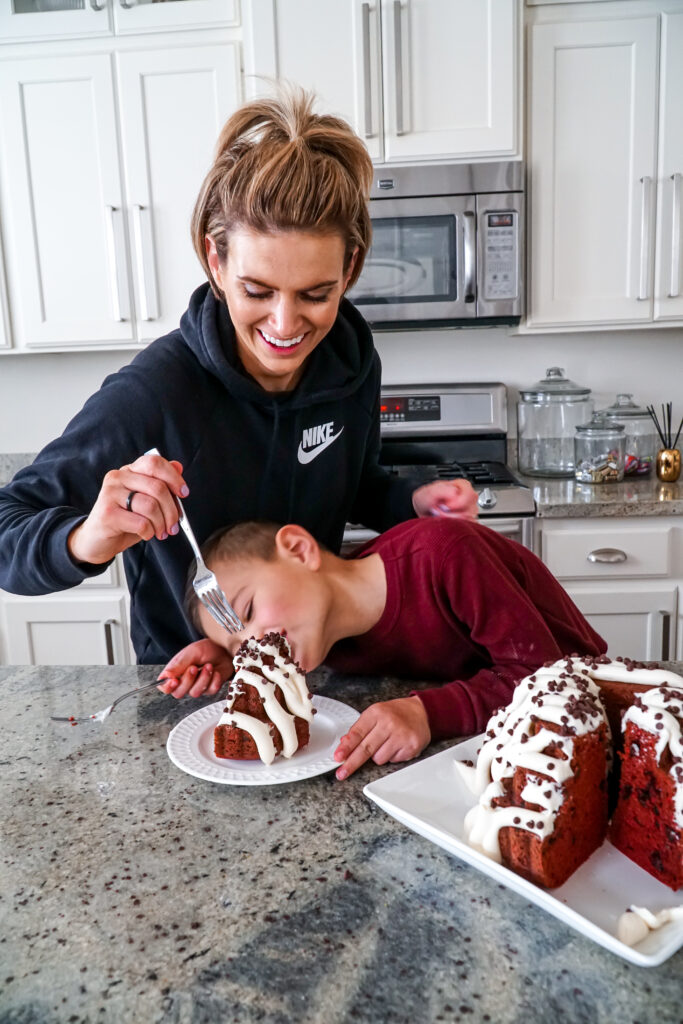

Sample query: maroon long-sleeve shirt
[325,518,606,740]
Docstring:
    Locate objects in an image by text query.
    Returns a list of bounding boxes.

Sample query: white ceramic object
[363,735,683,967]
[167,694,359,786]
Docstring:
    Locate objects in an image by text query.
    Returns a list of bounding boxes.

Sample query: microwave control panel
[483,211,518,301]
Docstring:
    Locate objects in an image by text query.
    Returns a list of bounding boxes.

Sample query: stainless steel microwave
[348,161,525,328]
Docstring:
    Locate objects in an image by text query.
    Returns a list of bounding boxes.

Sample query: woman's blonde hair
[191,85,373,297]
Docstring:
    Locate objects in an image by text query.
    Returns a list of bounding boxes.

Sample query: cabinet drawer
[542,525,673,579]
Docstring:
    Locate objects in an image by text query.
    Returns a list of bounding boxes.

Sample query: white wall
[0,324,680,453]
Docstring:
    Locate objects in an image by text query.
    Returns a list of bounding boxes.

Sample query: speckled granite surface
[0,452,33,486]
[517,472,683,519]
[2,664,682,1024]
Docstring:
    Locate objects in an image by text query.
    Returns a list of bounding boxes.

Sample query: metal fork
[175,493,243,633]
[144,448,243,634]
[51,680,163,724]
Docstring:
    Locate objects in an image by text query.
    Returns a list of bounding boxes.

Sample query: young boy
[159,517,606,780]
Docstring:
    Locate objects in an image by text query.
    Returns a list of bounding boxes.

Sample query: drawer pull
[104,619,116,666]
[587,548,627,564]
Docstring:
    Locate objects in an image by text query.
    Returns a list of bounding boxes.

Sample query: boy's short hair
[185,521,281,630]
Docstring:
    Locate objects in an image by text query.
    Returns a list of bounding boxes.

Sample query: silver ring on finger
[125,490,137,512]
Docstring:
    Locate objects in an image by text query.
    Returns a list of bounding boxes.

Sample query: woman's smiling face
[207,227,356,393]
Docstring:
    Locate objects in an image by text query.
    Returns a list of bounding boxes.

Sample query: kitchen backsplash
[0,453,33,486]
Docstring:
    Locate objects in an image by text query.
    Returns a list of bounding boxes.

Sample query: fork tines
[201,588,243,633]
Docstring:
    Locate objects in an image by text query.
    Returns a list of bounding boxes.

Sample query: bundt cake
[455,656,611,889]
[609,685,683,890]
[214,632,314,765]
[456,655,683,890]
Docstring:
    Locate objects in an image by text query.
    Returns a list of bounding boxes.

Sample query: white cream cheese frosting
[216,632,313,765]
[455,655,683,863]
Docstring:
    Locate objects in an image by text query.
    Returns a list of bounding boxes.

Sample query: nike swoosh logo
[297,427,344,465]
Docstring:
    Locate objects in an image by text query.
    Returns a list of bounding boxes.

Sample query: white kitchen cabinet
[116,44,241,343]
[0,556,134,665]
[539,516,683,661]
[527,6,683,330]
[561,583,676,663]
[528,16,659,327]
[0,0,238,44]
[654,12,683,321]
[0,53,135,348]
[0,43,240,351]
[244,0,520,163]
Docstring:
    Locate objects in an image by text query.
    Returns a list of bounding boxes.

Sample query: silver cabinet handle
[361,3,373,139]
[462,211,476,304]
[669,172,682,299]
[119,0,135,8]
[660,611,671,661]
[132,204,159,321]
[104,205,130,322]
[638,175,653,301]
[393,0,404,136]
[104,619,116,666]
[587,548,627,564]
[89,0,106,10]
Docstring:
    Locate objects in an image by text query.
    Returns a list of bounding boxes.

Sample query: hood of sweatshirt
[179,283,376,409]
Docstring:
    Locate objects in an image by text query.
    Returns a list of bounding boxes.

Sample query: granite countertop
[517,471,683,519]
[2,665,682,1024]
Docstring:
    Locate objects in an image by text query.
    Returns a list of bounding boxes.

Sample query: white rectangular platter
[363,735,683,967]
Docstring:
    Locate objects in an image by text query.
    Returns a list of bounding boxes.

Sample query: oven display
[380,395,441,423]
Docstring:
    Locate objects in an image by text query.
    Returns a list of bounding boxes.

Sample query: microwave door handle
[463,211,476,305]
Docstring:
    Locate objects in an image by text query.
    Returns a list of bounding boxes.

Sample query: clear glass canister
[599,393,657,475]
[517,367,593,477]
[574,418,625,483]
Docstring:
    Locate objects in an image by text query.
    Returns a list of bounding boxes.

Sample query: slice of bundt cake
[214,632,314,765]
[456,656,611,889]
[609,685,683,890]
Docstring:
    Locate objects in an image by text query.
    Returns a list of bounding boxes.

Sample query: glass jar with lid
[517,367,593,477]
[574,417,625,483]
[599,394,656,475]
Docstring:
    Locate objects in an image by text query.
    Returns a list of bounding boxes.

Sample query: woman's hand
[157,639,234,699]
[333,696,431,780]
[412,478,479,521]
[67,452,189,566]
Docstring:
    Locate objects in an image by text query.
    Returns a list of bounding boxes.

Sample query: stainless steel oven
[343,383,536,554]
[348,162,524,328]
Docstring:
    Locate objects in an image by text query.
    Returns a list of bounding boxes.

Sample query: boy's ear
[275,524,321,570]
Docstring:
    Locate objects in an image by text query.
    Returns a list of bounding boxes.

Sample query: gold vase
[656,448,681,482]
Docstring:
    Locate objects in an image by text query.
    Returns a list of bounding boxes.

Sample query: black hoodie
[0,285,415,663]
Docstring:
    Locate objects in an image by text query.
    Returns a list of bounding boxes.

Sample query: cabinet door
[244,0,383,161]
[654,12,683,322]
[0,216,10,352]
[563,583,677,663]
[0,54,135,348]
[112,0,238,35]
[117,44,241,342]
[528,18,658,327]
[0,1,110,43]
[1,594,131,665]
[382,0,518,162]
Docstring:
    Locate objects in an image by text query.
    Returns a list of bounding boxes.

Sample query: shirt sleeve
[0,367,165,595]
[411,533,597,741]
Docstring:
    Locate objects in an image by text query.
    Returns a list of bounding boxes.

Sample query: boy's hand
[157,639,233,699]
[333,696,431,780]
[412,478,479,521]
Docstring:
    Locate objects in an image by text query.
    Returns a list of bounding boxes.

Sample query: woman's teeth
[260,330,304,349]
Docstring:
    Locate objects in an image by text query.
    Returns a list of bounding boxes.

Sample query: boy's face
[197,542,330,673]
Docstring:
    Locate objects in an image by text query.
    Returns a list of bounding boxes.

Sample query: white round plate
[166,695,359,786]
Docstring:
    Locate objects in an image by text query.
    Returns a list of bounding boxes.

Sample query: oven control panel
[380,395,440,424]
[379,385,506,436]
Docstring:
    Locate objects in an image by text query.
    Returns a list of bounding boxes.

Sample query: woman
[0,88,475,671]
